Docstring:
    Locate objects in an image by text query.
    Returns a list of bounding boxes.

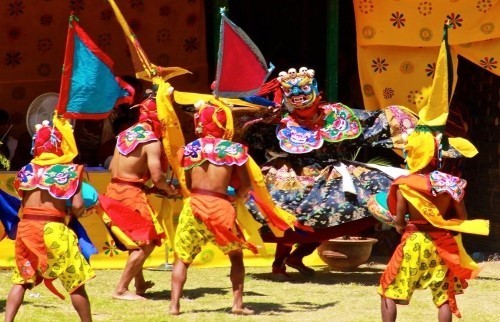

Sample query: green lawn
[1,259,499,322]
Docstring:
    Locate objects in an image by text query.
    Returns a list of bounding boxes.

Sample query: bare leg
[272,243,292,272]
[134,270,155,296]
[169,258,190,315]
[438,302,452,322]
[113,243,155,300]
[5,284,29,322]
[70,285,92,322]
[381,296,397,322]
[286,242,320,275]
[228,250,254,315]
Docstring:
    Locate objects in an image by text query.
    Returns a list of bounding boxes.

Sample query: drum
[367,191,395,227]
[66,181,98,209]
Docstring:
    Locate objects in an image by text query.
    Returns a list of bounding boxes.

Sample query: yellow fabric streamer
[31,114,78,166]
[235,198,267,255]
[448,137,478,158]
[173,90,268,110]
[156,198,181,249]
[108,0,191,82]
[452,233,481,274]
[399,185,489,236]
[245,157,298,237]
[401,24,478,171]
[416,38,450,127]
[107,0,154,80]
[155,79,190,197]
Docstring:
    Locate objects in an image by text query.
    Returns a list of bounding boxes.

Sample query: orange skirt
[101,179,165,246]
[13,207,95,295]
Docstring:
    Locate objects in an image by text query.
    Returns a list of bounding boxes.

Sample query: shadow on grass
[0,299,5,313]
[249,266,383,286]
[476,276,500,281]
[143,287,232,301]
[188,300,339,315]
[30,303,59,309]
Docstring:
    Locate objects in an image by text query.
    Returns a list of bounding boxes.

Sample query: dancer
[169,103,255,315]
[378,24,489,321]
[379,130,489,321]
[5,118,94,322]
[99,92,176,300]
[243,66,414,277]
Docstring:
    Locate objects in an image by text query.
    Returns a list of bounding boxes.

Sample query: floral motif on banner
[425,63,436,78]
[371,57,389,73]
[390,11,406,29]
[479,57,498,71]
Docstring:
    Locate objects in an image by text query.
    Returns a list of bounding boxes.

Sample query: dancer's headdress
[31,115,78,165]
[194,100,231,139]
[404,23,478,173]
[137,89,162,139]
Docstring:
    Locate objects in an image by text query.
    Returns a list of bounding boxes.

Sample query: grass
[0,258,499,322]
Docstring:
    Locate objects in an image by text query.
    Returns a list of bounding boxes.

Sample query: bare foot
[135,280,155,296]
[169,306,180,315]
[231,307,255,315]
[285,258,315,276]
[272,266,291,281]
[112,290,147,301]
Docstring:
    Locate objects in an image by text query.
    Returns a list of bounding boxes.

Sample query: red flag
[214,11,274,98]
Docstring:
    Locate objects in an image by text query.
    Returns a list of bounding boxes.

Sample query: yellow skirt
[12,221,95,294]
[174,198,241,264]
[378,231,464,307]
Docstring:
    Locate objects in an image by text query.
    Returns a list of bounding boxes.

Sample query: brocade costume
[174,137,256,264]
[13,161,95,296]
[99,121,166,248]
[378,172,489,318]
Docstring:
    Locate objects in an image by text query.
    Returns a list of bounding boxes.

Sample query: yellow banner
[0,171,324,268]
[355,1,500,110]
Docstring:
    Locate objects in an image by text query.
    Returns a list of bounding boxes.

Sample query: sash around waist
[111,177,145,188]
[406,221,447,233]
[22,206,66,223]
[191,188,229,200]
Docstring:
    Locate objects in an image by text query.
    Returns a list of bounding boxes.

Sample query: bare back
[21,185,84,216]
[189,162,233,195]
[22,189,67,211]
[110,140,162,181]
[395,188,468,228]
[109,138,174,194]
[110,145,149,181]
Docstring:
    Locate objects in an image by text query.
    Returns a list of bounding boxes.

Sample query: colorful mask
[278,67,319,116]
[193,101,228,139]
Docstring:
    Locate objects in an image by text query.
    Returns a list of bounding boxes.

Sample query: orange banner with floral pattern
[354,0,500,110]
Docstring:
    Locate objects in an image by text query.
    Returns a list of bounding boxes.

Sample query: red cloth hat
[194,103,227,138]
[33,121,64,157]
[138,97,162,139]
